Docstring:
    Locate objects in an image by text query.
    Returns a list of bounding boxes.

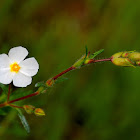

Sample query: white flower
[0,46,39,87]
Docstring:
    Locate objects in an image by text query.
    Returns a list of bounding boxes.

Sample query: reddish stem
[9,104,24,109]
[87,58,111,64]
[0,102,8,108]
[8,91,39,104]
[94,58,111,63]
[52,66,75,80]
[0,58,111,108]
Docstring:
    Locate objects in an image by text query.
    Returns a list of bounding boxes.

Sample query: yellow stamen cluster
[10,63,20,73]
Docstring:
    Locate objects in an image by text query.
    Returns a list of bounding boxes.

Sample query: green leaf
[35,81,46,88]
[0,83,8,94]
[55,77,68,84]
[16,108,30,133]
[73,55,86,68]
[89,49,104,59]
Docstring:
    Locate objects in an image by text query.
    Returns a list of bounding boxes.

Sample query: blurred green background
[0,0,140,140]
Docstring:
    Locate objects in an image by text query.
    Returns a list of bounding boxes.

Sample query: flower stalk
[0,49,139,112]
[0,58,111,108]
[8,91,39,104]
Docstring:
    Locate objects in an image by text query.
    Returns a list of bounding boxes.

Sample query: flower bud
[136,61,140,66]
[111,57,135,67]
[121,51,129,58]
[111,52,123,59]
[34,108,45,116]
[37,86,46,94]
[23,105,35,114]
[128,52,140,61]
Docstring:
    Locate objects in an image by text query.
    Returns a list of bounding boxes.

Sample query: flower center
[10,63,20,73]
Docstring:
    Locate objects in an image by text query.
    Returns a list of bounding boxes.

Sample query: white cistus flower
[0,46,39,87]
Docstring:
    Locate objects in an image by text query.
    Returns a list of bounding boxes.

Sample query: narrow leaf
[90,49,104,59]
[35,81,46,88]
[16,108,30,133]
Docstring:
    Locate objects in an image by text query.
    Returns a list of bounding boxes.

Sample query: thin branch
[0,58,111,108]
[9,104,24,109]
[8,91,39,104]
[0,102,8,108]
[52,66,75,80]
[94,58,111,63]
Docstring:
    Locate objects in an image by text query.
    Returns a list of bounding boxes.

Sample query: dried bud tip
[23,105,35,114]
[34,108,45,116]
[46,78,55,87]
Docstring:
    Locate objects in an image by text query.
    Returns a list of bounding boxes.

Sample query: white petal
[13,72,32,87]
[0,54,11,69]
[8,46,28,63]
[0,69,14,84]
[19,57,39,76]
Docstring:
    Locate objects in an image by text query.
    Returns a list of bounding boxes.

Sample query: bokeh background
[0,0,140,140]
